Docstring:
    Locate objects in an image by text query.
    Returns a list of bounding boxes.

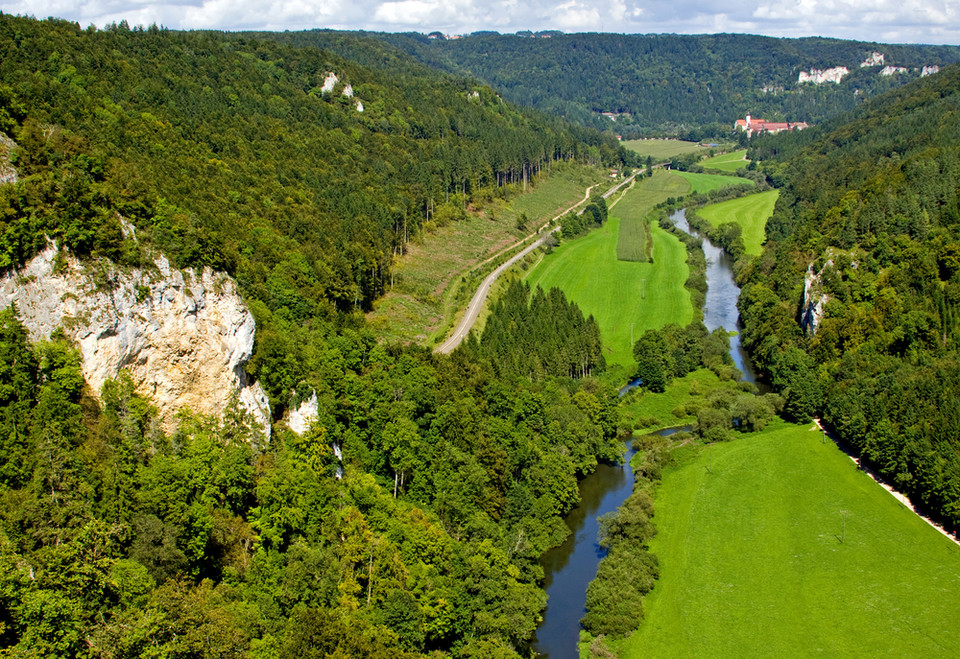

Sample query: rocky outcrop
[320,72,338,94]
[801,263,829,336]
[0,244,270,436]
[860,52,884,67]
[798,67,849,85]
[880,66,908,76]
[0,134,18,185]
[287,390,318,435]
[922,65,940,77]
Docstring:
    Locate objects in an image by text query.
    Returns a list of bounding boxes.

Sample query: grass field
[698,190,779,256]
[701,149,750,172]
[523,172,693,366]
[616,214,652,262]
[620,369,743,431]
[674,171,755,194]
[622,139,715,161]
[614,420,960,657]
[612,172,688,262]
[366,163,607,344]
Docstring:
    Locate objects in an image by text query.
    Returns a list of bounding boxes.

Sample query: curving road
[435,174,637,354]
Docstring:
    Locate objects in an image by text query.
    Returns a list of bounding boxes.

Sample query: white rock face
[355,100,364,113]
[879,66,908,76]
[0,134,18,185]
[922,65,940,77]
[801,263,830,336]
[287,390,318,435]
[0,244,271,436]
[342,83,354,98]
[860,52,884,67]
[798,67,849,85]
[320,72,338,94]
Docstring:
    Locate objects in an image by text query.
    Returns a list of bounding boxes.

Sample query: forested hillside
[0,16,625,314]
[258,30,960,135]
[0,16,631,657]
[739,63,960,532]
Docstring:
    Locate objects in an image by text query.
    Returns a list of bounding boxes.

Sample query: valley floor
[612,420,960,657]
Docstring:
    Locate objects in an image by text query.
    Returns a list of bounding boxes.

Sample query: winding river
[531,207,758,657]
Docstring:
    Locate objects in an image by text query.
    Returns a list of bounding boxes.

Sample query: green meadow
[699,190,779,256]
[614,420,960,657]
[674,171,754,194]
[622,139,714,161]
[612,171,688,262]
[619,368,741,431]
[367,163,606,344]
[524,174,693,366]
[701,149,750,172]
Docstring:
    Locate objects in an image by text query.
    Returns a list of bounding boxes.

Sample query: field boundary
[814,417,960,546]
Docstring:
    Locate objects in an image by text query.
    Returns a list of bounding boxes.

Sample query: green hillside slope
[739,62,960,533]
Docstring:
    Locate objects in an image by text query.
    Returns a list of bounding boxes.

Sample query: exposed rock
[355,100,364,113]
[798,67,849,85]
[879,66,908,76]
[922,65,940,77]
[320,72,338,94]
[0,134,18,185]
[801,263,830,336]
[860,52,884,67]
[287,390,318,435]
[342,83,354,98]
[0,244,271,436]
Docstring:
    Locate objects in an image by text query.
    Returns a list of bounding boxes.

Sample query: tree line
[738,62,960,532]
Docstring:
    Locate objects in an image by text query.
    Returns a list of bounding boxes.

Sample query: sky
[3,0,959,45]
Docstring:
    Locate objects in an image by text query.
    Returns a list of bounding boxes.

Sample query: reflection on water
[669,209,761,384]
[531,445,637,658]
[533,209,763,657]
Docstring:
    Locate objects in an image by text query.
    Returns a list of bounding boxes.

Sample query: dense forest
[254,30,960,135]
[461,279,606,380]
[0,15,627,315]
[0,16,633,657]
[739,62,960,532]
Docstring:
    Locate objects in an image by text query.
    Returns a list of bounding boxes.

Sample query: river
[531,208,759,657]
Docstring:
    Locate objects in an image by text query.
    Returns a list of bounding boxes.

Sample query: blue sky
[4,0,959,44]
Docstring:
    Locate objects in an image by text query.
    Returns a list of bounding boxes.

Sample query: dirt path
[435,175,637,354]
[812,418,959,546]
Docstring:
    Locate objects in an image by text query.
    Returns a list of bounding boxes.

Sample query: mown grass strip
[615,420,960,657]
[367,164,607,344]
[523,172,693,366]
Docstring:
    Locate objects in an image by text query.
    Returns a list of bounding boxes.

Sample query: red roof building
[735,115,809,137]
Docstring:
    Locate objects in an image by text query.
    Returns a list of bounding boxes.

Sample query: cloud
[2,0,959,43]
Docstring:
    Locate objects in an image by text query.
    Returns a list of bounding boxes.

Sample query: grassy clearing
[366,163,607,344]
[523,173,693,366]
[619,369,743,431]
[701,149,750,172]
[614,420,960,657]
[622,139,714,161]
[674,171,754,194]
[699,190,779,256]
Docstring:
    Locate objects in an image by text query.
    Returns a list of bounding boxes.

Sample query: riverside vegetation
[0,16,632,657]
[3,13,960,659]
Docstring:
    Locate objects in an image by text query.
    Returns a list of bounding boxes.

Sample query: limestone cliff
[801,263,829,336]
[0,244,270,435]
[798,67,849,85]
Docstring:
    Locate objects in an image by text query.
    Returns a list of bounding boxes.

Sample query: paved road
[435,174,637,354]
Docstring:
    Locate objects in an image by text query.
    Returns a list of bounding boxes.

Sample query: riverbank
[614,420,960,657]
